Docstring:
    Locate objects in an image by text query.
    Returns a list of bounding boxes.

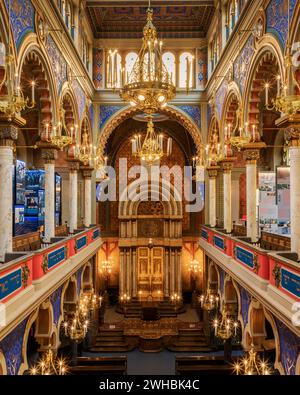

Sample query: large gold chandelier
[119,6,176,114]
[44,107,74,150]
[131,115,172,165]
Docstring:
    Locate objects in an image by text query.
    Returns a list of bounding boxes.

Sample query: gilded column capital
[275,114,300,146]
[41,148,58,164]
[220,157,236,173]
[81,166,94,178]
[243,142,266,164]
[207,165,219,178]
[0,115,25,146]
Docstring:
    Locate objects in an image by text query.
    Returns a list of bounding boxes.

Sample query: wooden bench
[176,356,234,375]
[55,224,69,236]
[260,231,290,251]
[13,231,41,252]
[69,356,127,375]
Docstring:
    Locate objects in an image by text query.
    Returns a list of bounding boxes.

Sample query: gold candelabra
[0,9,36,121]
[75,120,96,165]
[199,288,219,311]
[30,345,68,375]
[233,345,272,375]
[213,305,239,340]
[44,107,74,150]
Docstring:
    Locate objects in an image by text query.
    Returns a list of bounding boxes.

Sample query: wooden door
[137,247,164,301]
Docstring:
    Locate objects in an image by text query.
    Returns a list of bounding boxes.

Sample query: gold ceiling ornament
[131,115,172,165]
[119,7,176,114]
[0,0,36,121]
[212,305,239,341]
[43,107,75,150]
[233,344,272,375]
[30,345,68,375]
[264,0,300,115]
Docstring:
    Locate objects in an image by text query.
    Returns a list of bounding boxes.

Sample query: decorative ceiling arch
[220,85,242,141]
[97,104,203,157]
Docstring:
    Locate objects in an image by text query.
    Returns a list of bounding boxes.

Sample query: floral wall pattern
[275,318,300,375]
[72,80,86,122]
[76,267,84,296]
[215,78,228,119]
[196,47,208,90]
[233,35,255,95]
[100,105,123,129]
[177,105,201,129]
[4,0,35,51]
[0,317,29,375]
[49,285,63,326]
[266,0,297,49]
[238,285,251,327]
[45,35,67,94]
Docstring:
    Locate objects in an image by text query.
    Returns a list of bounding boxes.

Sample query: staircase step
[95,341,128,347]
[89,346,130,353]
[172,341,207,347]
[168,346,214,352]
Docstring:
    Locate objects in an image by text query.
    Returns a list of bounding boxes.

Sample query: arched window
[125,52,138,82]
[162,52,176,85]
[179,52,194,89]
[107,52,122,88]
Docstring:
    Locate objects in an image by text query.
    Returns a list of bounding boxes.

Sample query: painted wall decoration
[99,105,122,129]
[233,35,255,95]
[93,47,103,89]
[275,318,300,375]
[45,35,67,94]
[76,267,84,295]
[219,267,225,296]
[49,285,63,326]
[177,106,201,129]
[266,0,297,49]
[72,80,86,122]
[215,78,228,119]
[89,104,94,129]
[238,285,251,327]
[0,316,29,375]
[196,47,208,89]
[4,0,35,51]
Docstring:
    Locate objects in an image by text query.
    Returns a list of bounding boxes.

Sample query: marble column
[289,143,300,256]
[221,159,235,233]
[69,168,78,233]
[0,142,14,261]
[244,149,260,242]
[207,166,219,227]
[83,173,92,228]
[42,149,58,242]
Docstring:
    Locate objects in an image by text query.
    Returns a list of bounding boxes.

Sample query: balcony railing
[200,225,300,302]
[0,226,101,304]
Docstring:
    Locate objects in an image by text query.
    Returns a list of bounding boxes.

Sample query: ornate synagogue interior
[0,0,300,379]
